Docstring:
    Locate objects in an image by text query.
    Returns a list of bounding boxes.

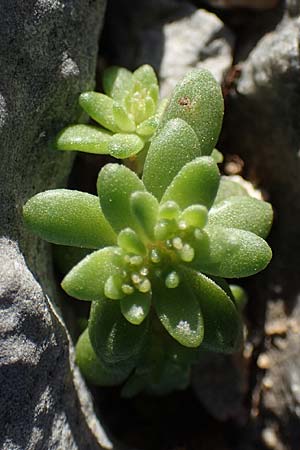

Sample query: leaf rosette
[56,65,165,160]
[23,68,273,395]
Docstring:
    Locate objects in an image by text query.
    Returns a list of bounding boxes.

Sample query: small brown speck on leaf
[178,96,192,109]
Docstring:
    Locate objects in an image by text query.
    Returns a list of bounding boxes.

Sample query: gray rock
[0,1,112,449]
[222,4,300,448]
[102,0,234,96]
[0,239,112,450]
[159,8,234,97]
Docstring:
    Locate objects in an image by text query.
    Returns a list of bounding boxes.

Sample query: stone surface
[0,1,113,449]
[0,239,112,450]
[222,2,300,448]
[158,9,234,97]
[101,0,234,97]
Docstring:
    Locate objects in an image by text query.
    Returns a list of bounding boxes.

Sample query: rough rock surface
[222,1,300,448]
[102,0,234,96]
[0,239,112,450]
[158,8,234,97]
[0,1,112,449]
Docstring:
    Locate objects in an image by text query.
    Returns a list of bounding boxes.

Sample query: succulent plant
[56,64,166,160]
[23,67,273,395]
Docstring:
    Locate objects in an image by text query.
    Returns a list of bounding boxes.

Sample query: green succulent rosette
[23,159,272,394]
[23,68,272,395]
[56,64,166,159]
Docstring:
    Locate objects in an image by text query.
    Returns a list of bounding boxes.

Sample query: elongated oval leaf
[194,225,272,278]
[102,66,133,102]
[214,176,249,204]
[61,247,122,301]
[143,118,202,200]
[130,191,159,240]
[79,92,119,132]
[161,157,219,210]
[113,103,136,132]
[97,164,145,233]
[89,297,149,364]
[56,124,112,154]
[208,196,273,238]
[153,279,204,348]
[158,69,224,155]
[107,133,144,159]
[76,329,132,385]
[181,269,242,353]
[133,64,158,92]
[121,291,151,325]
[23,190,116,249]
[136,115,159,137]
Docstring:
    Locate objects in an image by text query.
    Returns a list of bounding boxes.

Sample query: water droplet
[178,220,187,230]
[140,267,149,276]
[122,284,134,295]
[131,273,142,284]
[138,278,151,293]
[130,255,143,266]
[150,249,161,263]
[172,237,183,250]
[194,228,203,240]
[166,239,172,248]
[179,244,195,262]
[165,271,180,289]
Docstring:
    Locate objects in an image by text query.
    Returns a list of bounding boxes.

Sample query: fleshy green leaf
[97,164,145,233]
[157,98,169,117]
[113,103,136,132]
[133,64,158,92]
[117,228,146,255]
[23,190,116,249]
[161,157,220,210]
[56,124,112,154]
[214,176,248,204]
[79,92,118,132]
[121,291,151,325]
[89,297,149,364]
[143,119,202,200]
[211,149,224,164]
[153,279,204,348]
[61,247,123,301]
[182,269,242,353]
[158,69,224,155]
[107,133,144,159]
[136,115,160,137]
[193,225,272,278]
[230,284,248,311]
[144,96,156,117]
[76,329,132,385]
[102,66,133,102]
[208,196,273,238]
[130,191,159,240]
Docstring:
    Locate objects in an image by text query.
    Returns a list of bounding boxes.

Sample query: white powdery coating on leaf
[177,320,193,335]
[129,304,144,319]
